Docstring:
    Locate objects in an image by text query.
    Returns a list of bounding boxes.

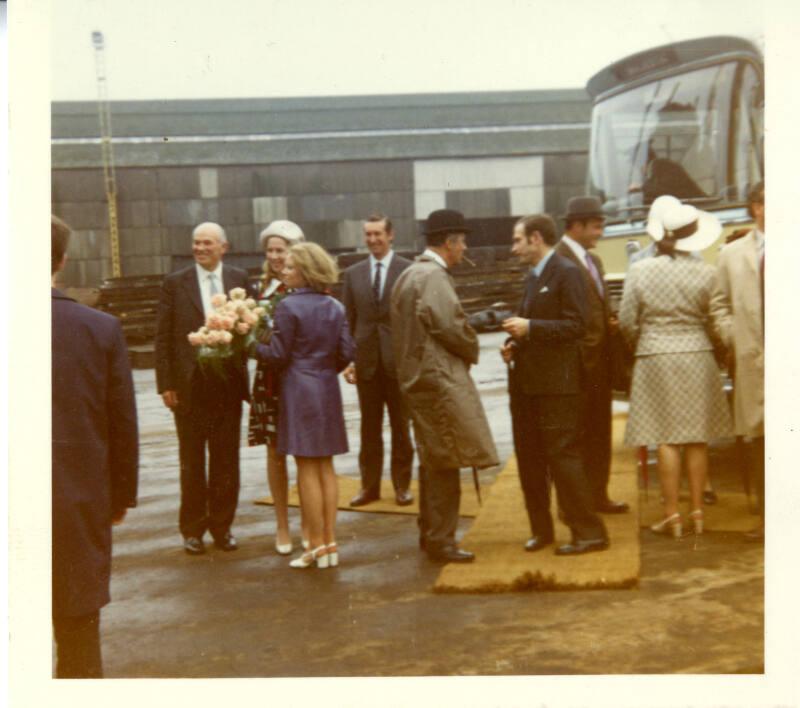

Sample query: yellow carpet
[638,489,759,532]
[254,472,485,518]
[434,414,640,592]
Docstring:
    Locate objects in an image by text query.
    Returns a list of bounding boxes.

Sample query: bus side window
[731,62,764,200]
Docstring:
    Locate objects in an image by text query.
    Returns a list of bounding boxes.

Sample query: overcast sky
[50,0,765,102]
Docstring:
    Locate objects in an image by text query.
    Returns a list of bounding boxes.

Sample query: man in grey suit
[342,214,415,507]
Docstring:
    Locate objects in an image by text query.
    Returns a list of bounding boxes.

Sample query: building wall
[52,152,588,287]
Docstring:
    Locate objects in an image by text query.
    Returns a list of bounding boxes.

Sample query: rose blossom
[253,307,265,317]
[220,331,233,344]
[207,314,223,330]
[187,331,202,346]
[244,298,256,308]
[221,317,236,330]
[236,322,250,335]
[211,293,227,308]
[230,287,247,301]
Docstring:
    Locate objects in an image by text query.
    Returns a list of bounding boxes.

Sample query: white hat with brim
[647,198,721,253]
[259,220,305,248]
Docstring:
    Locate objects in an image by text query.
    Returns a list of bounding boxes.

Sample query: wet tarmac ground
[101,333,763,677]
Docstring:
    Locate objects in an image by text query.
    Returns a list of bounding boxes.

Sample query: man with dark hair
[342,214,415,507]
[711,181,765,541]
[51,215,138,677]
[502,214,609,555]
[556,197,629,514]
[155,222,250,555]
[391,209,498,563]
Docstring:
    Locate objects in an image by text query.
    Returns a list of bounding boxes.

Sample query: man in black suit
[52,215,138,678]
[502,213,609,556]
[342,214,415,507]
[155,222,250,555]
[556,197,629,514]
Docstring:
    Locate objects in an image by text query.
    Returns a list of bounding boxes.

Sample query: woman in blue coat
[251,242,355,568]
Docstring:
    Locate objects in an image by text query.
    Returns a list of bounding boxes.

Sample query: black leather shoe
[596,499,630,514]
[183,536,205,555]
[524,535,554,552]
[213,533,238,551]
[555,537,609,556]
[395,489,414,506]
[427,545,475,563]
[350,490,380,507]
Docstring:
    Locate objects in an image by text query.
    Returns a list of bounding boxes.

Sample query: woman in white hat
[248,220,308,554]
[619,197,732,538]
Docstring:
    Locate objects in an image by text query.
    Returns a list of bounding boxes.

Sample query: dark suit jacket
[52,288,138,618]
[155,263,251,411]
[512,252,587,396]
[555,240,611,375]
[341,253,411,380]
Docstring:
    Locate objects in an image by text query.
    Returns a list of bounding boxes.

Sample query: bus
[585,36,764,295]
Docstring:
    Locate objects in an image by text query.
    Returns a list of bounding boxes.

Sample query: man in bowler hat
[391,209,499,563]
[502,214,609,555]
[556,196,629,514]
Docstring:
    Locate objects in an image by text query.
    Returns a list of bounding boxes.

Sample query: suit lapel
[380,255,403,308]
[182,267,205,317]
[558,240,604,302]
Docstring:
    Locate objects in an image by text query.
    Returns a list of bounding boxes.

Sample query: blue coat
[52,289,138,618]
[254,288,355,457]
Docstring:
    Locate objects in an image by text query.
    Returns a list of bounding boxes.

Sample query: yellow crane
[91,30,121,278]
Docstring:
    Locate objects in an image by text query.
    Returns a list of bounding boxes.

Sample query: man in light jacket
[711,181,765,540]
[391,209,499,563]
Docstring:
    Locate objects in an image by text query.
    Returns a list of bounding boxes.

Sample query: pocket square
[539,285,550,293]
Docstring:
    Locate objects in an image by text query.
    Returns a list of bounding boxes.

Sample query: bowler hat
[563,196,605,221]
[424,209,471,236]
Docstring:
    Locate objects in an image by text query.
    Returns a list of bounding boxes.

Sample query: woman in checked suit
[619,196,732,538]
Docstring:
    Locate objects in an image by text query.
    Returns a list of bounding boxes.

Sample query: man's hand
[500,341,517,364]
[502,317,529,341]
[343,364,357,385]
[111,509,127,526]
[161,390,179,409]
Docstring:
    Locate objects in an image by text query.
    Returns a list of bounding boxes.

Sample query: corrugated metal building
[51,90,591,287]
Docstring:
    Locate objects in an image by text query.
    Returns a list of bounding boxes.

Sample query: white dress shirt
[422,248,449,270]
[196,262,224,315]
[369,250,394,300]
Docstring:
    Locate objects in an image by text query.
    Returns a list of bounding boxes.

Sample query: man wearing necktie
[342,214,415,507]
[555,196,629,515]
[502,213,608,555]
[155,222,251,555]
[711,182,765,541]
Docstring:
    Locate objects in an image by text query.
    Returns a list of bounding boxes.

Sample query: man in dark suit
[342,214,415,507]
[502,213,608,556]
[51,215,138,678]
[556,197,629,514]
[155,222,250,555]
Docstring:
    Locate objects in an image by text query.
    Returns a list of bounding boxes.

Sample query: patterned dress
[247,279,288,447]
[619,254,732,446]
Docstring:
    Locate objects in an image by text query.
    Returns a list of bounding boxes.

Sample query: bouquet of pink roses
[187,287,266,374]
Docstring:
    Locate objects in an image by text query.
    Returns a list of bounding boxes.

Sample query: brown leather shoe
[395,489,414,506]
[349,490,380,507]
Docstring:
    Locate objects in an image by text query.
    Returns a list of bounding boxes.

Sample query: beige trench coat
[710,231,764,437]
[390,256,499,472]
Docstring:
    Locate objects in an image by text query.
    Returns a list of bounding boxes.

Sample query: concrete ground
[101,333,763,677]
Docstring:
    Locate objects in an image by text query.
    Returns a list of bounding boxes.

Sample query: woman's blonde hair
[288,242,339,292]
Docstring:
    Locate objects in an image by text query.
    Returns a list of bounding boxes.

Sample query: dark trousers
[174,373,243,540]
[580,366,613,505]
[418,465,461,549]
[510,388,607,541]
[53,611,102,678]
[356,362,413,496]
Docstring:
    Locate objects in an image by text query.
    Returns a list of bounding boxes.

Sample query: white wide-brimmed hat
[646,195,721,252]
[259,220,305,248]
